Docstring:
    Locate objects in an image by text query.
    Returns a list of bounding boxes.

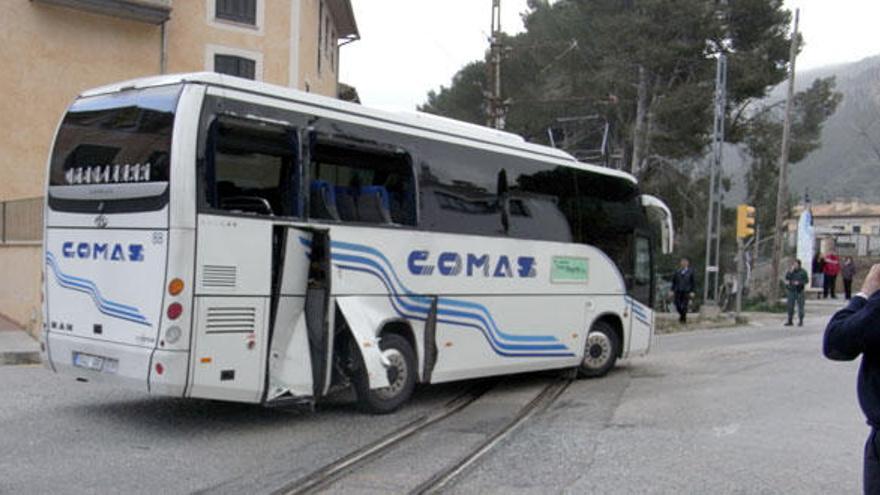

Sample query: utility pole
[487,0,506,129]
[736,238,744,315]
[703,53,727,305]
[736,205,756,316]
[770,9,800,303]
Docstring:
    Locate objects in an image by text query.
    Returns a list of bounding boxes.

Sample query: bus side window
[207,118,297,217]
[635,236,651,285]
[309,140,415,226]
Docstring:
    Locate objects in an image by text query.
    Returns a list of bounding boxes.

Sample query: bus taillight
[168,278,184,296]
[164,326,182,344]
[167,303,183,320]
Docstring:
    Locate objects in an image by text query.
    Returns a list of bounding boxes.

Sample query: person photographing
[785,259,808,327]
[824,263,880,493]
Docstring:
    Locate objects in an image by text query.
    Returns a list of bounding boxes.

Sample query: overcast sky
[340,0,880,112]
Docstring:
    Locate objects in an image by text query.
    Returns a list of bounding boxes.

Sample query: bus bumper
[47,333,153,393]
[149,349,189,397]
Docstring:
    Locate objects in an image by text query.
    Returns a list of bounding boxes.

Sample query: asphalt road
[0,303,866,494]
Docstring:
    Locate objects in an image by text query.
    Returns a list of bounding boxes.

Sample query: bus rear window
[48,85,180,212]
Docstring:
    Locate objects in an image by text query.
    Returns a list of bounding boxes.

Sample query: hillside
[785,55,880,202]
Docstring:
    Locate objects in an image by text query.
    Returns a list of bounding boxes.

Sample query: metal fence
[0,197,43,244]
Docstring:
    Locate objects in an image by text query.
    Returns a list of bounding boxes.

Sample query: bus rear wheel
[353,333,416,414]
[578,321,620,378]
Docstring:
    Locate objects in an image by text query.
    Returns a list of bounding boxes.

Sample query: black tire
[353,333,417,414]
[578,321,620,378]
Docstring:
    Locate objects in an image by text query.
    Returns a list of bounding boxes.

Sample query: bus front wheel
[578,321,620,378]
[353,333,417,414]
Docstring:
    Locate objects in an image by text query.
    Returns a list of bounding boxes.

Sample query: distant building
[0,0,358,332]
[788,200,880,256]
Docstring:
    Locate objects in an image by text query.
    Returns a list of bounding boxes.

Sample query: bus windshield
[48,84,181,213]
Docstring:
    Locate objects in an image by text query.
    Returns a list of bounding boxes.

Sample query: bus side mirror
[641,195,674,254]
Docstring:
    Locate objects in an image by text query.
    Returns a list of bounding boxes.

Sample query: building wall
[298,0,339,95]
[166,0,339,94]
[814,216,880,234]
[0,0,347,334]
[0,3,162,331]
[0,2,161,203]
[166,0,289,86]
[0,246,43,332]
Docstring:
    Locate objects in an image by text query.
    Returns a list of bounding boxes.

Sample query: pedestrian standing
[670,257,696,324]
[824,249,841,299]
[843,256,858,300]
[785,259,808,326]
[813,252,826,290]
[823,263,880,494]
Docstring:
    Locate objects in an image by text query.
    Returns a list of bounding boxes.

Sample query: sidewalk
[0,314,41,366]
[656,297,847,334]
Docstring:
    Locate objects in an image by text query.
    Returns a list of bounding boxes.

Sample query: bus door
[627,234,654,354]
[265,227,334,404]
[189,115,302,403]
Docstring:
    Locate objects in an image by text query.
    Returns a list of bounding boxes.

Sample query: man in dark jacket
[785,259,809,326]
[824,263,880,494]
[671,257,696,324]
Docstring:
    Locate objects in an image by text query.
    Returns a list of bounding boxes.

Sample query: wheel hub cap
[375,349,407,400]
[582,332,612,369]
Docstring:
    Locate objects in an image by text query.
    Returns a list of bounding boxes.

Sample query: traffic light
[736,204,756,239]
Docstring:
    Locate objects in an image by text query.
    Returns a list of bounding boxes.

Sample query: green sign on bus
[551,256,589,283]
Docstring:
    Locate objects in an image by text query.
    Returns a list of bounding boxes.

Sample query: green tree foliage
[421,61,487,125]
[420,0,794,176]
[744,77,844,230]
[418,0,824,298]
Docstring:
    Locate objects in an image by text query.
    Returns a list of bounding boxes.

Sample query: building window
[215,54,256,80]
[854,225,862,234]
[216,0,256,25]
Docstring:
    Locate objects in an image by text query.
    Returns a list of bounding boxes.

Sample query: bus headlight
[165,326,182,344]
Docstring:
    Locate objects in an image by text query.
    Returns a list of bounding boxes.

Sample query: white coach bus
[42,73,673,413]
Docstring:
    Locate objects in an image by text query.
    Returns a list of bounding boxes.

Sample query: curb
[0,351,42,366]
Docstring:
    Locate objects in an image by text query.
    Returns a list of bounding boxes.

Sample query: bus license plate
[73,352,105,371]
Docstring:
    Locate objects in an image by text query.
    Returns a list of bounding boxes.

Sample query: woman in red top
[823,250,841,299]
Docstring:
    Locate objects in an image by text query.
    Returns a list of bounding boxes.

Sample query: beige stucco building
[787,200,880,257]
[0,0,358,334]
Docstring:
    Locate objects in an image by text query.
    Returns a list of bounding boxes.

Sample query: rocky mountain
[781,55,880,202]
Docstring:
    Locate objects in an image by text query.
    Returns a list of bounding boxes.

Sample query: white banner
[796,208,814,285]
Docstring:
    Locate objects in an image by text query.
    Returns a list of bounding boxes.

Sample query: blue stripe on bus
[625,295,652,327]
[300,237,572,356]
[335,263,574,357]
[45,251,151,327]
[331,255,569,352]
[327,239,559,343]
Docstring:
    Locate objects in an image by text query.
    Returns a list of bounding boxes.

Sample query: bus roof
[79,72,637,185]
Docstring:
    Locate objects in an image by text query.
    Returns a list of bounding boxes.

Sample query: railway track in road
[274,377,572,495]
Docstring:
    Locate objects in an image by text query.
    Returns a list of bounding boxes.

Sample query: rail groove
[276,377,571,495]
[276,384,491,495]
[410,378,572,495]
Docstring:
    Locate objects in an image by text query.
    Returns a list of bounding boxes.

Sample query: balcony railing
[33,0,172,25]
